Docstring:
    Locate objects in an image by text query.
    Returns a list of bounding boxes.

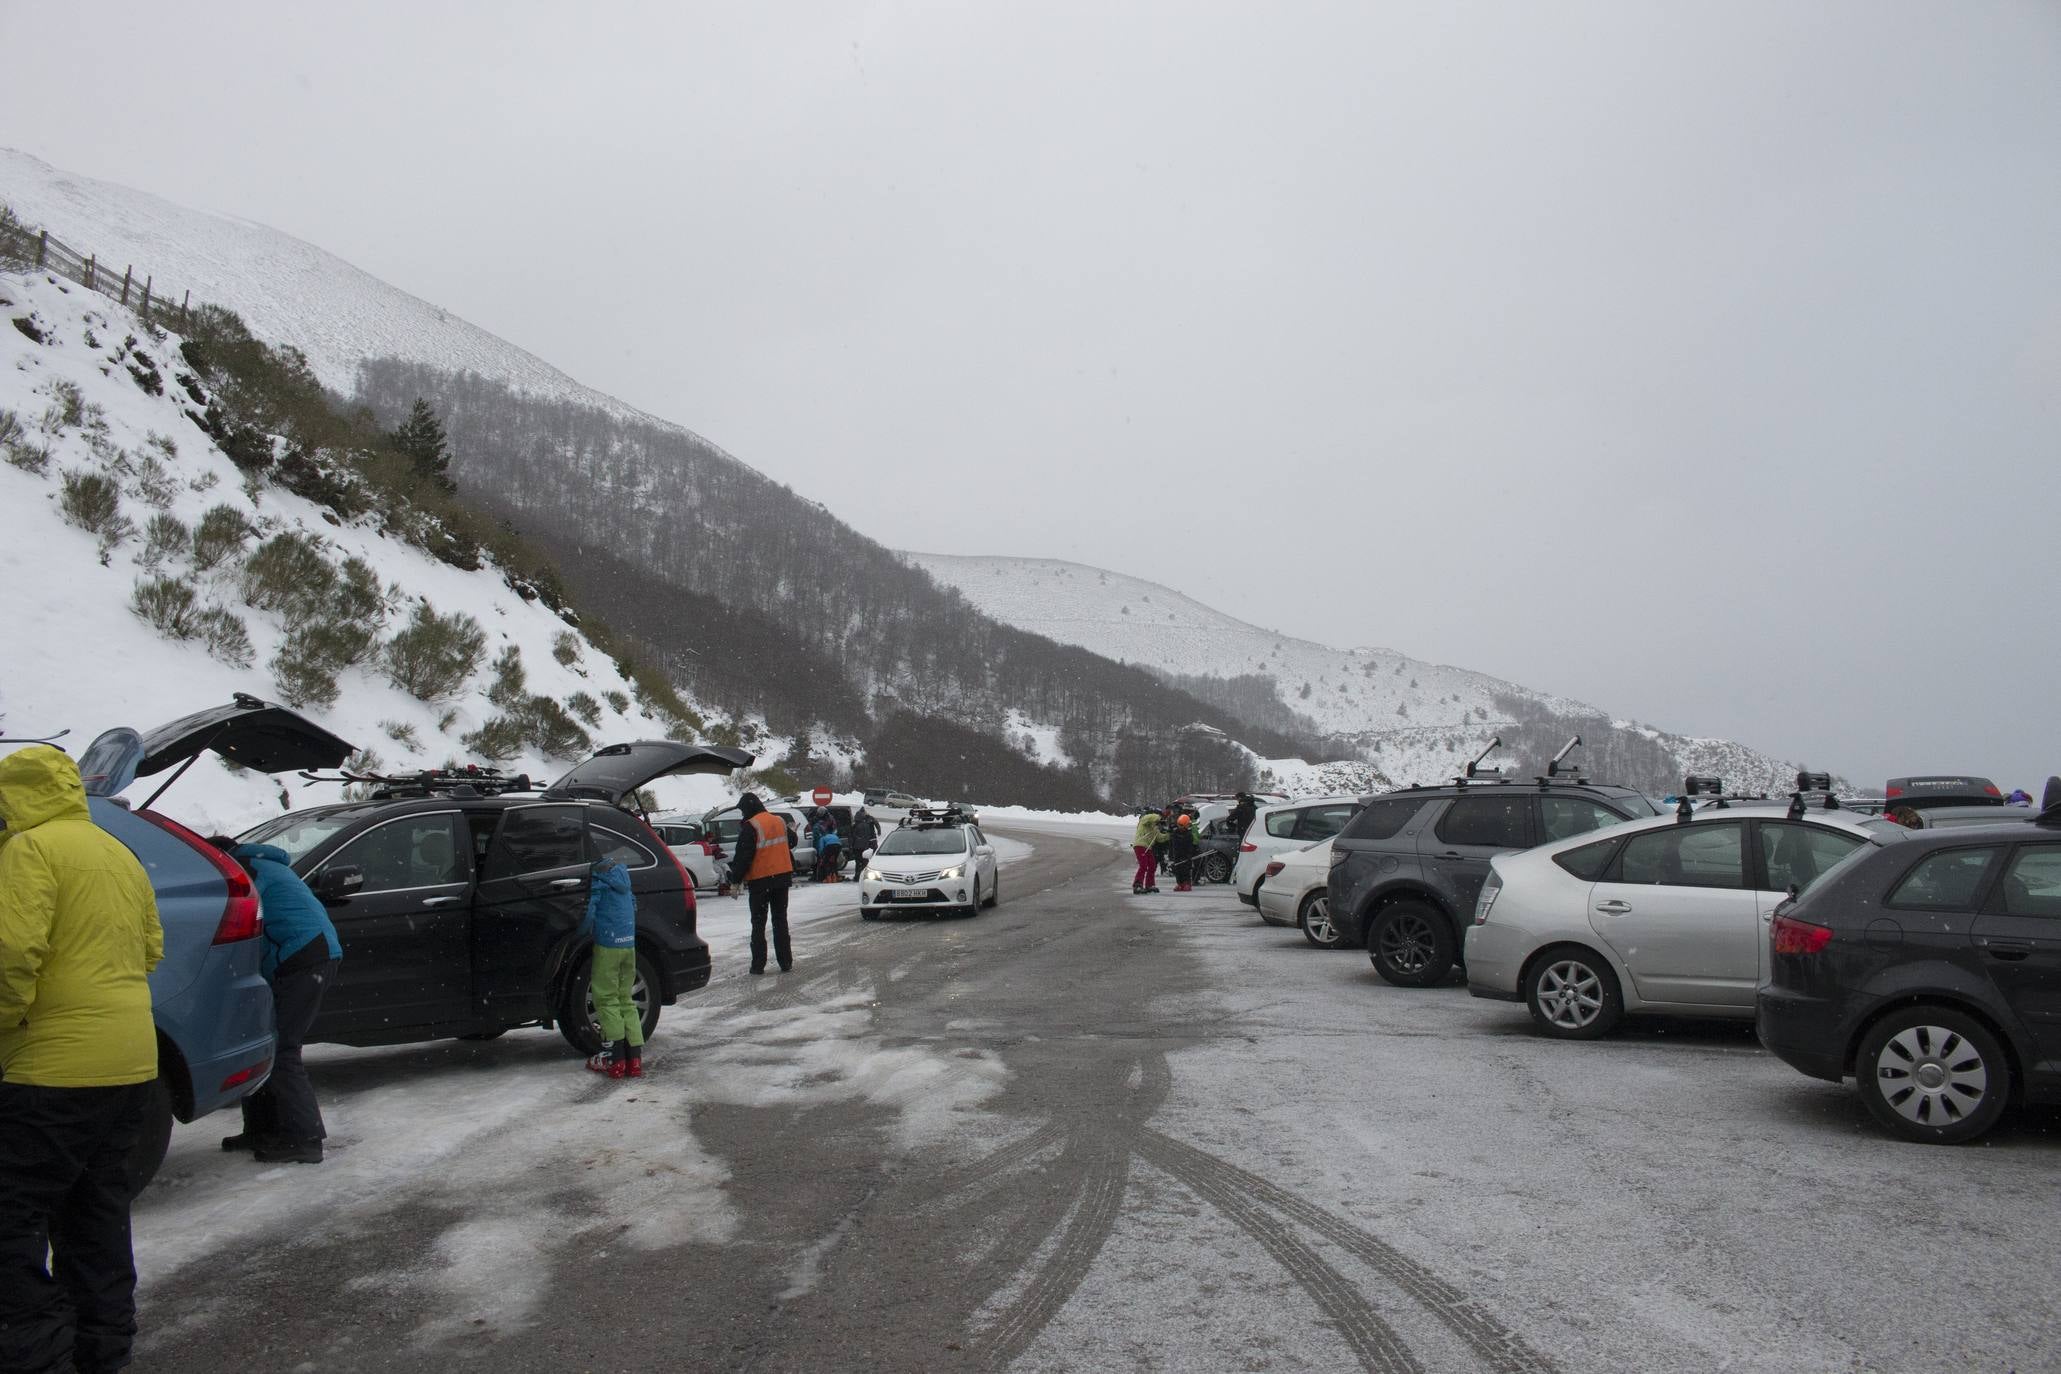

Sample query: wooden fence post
[35,230,47,267]
[141,276,152,312]
[85,254,95,291]
[121,266,132,304]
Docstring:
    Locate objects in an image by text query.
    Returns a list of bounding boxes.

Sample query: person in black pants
[213,841,342,1164]
[717,793,796,974]
[0,745,164,1374]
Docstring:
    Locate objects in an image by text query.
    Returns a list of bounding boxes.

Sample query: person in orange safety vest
[717,792,795,974]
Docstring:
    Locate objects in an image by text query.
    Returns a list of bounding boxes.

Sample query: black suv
[1329,749,1656,986]
[237,739,750,1055]
[1757,803,2061,1144]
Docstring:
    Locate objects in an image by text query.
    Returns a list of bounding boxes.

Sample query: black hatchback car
[1329,762,1657,986]
[237,740,751,1055]
[1758,802,2061,1144]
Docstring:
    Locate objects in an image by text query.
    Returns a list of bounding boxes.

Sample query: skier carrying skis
[580,849,642,1077]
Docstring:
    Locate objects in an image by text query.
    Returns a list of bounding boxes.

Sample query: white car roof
[1531,803,1890,857]
[1255,794,1360,813]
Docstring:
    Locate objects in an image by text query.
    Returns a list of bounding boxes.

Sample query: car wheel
[1203,852,1233,884]
[984,872,1001,908]
[1523,945,1624,1039]
[1299,890,1342,949]
[965,875,982,917]
[861,906,881,921]
[1856,1006,2011,1145]
[1368,900,1456,987]
[558,949,661,1056]
[124,1073,175,1193]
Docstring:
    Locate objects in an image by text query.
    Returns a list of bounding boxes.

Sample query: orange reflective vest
[744,811,794,881]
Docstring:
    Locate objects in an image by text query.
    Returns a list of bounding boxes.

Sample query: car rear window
[1436,796,1532,849]
[1554,836,1621,881]
[1997,844,2061,918]
[1264,809,1302,839]
[592,825,658,870]
[1886,847,2000,912]
[1339,798,1423,842]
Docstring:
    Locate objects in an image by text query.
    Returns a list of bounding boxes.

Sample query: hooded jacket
[1132,812,1166,849]
[582,858,637,948]
[229,843,342,979]
[0,745,163,1087]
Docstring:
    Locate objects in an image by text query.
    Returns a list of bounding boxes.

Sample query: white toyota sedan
[1464,803,1905,1038]
[860,811,1000,918]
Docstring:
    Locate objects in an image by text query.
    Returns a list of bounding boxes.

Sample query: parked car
[859,788,924,821]
[1231,796,1363,906]
[1329,773,1657,986]
[238,740,750,1056]
[859,807,1000,917]
[71,694,356,1186]
[1884,775,2007,812]
[650,815,723,889]
[702,801,812,873]
[1757,805,2061,1143]
[1194,817,1243,884]
[1255,838,1343,948]
[1465,802,1905,1038]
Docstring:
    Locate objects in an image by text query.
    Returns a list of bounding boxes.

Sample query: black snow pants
[747,873,794,972]
[0,1079,153,1374]
[241,950,337,1147]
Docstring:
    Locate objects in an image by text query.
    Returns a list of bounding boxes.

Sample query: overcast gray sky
[5,1,2058,787]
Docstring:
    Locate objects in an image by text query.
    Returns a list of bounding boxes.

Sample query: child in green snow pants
[590,945,643,1049]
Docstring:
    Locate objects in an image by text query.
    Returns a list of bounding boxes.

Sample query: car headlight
[863,868,884,883]
[1474,872,1501,925]
[937,865,963,880]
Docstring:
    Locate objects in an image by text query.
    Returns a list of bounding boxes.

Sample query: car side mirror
[863,847,876,859]
[976,845,993,857]
[314,865,365,903]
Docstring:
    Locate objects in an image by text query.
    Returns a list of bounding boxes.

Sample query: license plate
[892,887,929,900]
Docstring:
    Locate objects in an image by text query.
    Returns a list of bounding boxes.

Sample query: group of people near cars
[1131,792,1258,895]
[0,746,349,1374]
[801,804,883,884]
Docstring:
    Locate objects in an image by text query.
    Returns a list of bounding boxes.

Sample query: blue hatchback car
[73,695,355,1185]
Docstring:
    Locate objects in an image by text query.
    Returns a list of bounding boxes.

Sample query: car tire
[1368,900,1456,987]
[861,906,881,921]
[1855,1005,2012,1145]
[1203,853,1233,884]
[124,1073,175,1194]
[1523,945,1624,1039]
[1299,890,1342,949]
[984,873,1000,909]
[965,875,981,917]
[558,948,662,1056]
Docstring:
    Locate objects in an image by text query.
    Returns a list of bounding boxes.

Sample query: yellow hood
[0,745,90,834]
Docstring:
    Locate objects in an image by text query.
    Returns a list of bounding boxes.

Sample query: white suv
[1232,795,1363,907]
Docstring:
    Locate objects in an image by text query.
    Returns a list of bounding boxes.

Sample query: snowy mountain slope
[0,148,661,424]
[901,552,1830,793]
[0,268,746,834]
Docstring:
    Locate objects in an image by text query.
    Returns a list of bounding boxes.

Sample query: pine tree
[389,398,455,493]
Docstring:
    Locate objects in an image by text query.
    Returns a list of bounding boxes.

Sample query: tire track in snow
[1139,1128,1559,1374]
[974,1141,1131,1371]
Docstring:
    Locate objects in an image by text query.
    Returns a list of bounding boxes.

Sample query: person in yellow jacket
[0,745,163,1374]
[1131,808,1166,895]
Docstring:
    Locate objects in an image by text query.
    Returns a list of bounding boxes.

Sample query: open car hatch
[79,693,357,802]
[543,740,756,807]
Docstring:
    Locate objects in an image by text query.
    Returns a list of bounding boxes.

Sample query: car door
[970,824,998,889]
[1424,795,1534,918]
[1750,820,1870,980]
[472,803,592,1027]
[1970,842,2061,1063]
[306,810,475,1037]
[1587,820,1755,1006]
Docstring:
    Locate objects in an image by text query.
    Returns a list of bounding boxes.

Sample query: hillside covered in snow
[902,552,1826,794]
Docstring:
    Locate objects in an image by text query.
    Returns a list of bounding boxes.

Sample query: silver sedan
[1464,804,1899,1038]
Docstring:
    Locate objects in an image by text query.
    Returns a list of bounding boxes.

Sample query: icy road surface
[132,825,2058,1372]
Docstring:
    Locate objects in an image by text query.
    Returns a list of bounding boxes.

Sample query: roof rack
[901,803,977,827]
[1452,736,1504,786]
[1786,769,1844,820]
[297,763,537,800]
[1536,734,1587,786]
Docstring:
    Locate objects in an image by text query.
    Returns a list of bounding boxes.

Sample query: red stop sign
[811,786,833,807]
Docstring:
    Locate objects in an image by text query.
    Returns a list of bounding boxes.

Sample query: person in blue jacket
[209,839,342,1164]
[580,851,642,1078]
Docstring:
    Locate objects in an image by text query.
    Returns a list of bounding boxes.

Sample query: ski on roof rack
[901,803,978,827]
[297,763,537,800]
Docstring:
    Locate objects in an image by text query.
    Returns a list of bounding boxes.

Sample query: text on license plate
[892,887,929,899]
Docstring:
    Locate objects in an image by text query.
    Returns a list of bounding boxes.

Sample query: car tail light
[1474,871,1502,924]
[219,1057,271,1092]
[1328,848,1348,866]
[1239,842,1258,853]
[1264,861,1285,878]
[1885,785,1903,800]
[143,810,260,944]
[1983,783,2002,798]
[1771,913,1834,955]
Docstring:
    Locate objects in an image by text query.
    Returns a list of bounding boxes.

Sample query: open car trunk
[543,741,755,808]
[79,693,357,799]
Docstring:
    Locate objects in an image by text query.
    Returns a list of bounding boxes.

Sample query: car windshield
[237,810,358,864]
[1612,794,1660,818]
[877,827,970,856]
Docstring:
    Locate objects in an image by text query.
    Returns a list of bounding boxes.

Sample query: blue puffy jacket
[232,843,343,980]
[582,859,637,949]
